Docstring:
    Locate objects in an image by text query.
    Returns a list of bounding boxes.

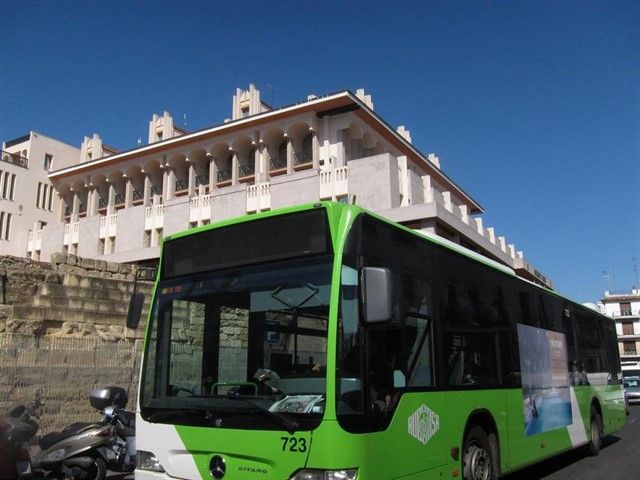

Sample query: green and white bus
[132,202,626,480]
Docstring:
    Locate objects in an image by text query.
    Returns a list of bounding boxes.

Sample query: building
[600,288,640,362]
[1,132,80,258]
[5,85,551,288]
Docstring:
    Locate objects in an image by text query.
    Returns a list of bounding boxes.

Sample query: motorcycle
[0,393,42,480]
[31,386,135,480]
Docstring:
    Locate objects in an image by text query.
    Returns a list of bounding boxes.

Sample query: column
[253,142,260,183]
[88,186,98,216]
[208,155,216,192]
[310,128,319,169]
[58,193,66,222]
[167,167,176,199]
[231,150,238,186]
[286,135,293,174]
[187,159,196,196]
[124,176,133,208]
[143,172,151,205]
[107,182,116,215]
[71,191,80,222]
[162,167,173,201]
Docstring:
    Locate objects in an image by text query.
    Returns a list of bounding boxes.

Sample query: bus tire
[587,407,602,456]
[462,426,497,480]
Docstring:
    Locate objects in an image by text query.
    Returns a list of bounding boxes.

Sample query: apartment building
[10,85,549,287]
[0,132,79,258]
[601,288,640,362]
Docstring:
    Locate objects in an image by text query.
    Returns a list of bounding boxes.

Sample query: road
[504,404,640,480]
[108,405,640,479]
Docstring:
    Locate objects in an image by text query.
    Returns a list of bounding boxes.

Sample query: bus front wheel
[462,426,497,480]
[587,407,602,456]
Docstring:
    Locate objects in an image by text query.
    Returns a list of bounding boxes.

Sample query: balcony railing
[151,185,162,196]
[132,189,144,201]
[217,169,232,183]
[269,155,287,171]
[175,178,188,191]
[1,150,28,168]
[98,198,108,209]
[114,193,125,205]
[294,151,312,166]
[195,175,208,187]
[614,310,639,317]
[239,164,255,177]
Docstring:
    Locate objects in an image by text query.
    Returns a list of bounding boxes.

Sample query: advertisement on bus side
[517,323,573,436]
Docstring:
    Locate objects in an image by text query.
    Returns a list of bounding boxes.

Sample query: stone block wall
[0,254,154,433]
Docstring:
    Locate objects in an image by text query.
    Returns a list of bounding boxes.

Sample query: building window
[0,212,12,240]
[623,341,637,355]
[241,106,250,118]
[0,171,16,200]
[44,153,53,171]
[35,182,54,211]
[622,322,634,335]
[620,302,632,316]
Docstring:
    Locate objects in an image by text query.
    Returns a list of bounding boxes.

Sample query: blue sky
[1,1,638,303]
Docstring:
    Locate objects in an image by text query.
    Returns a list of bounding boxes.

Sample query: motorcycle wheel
[80,457,106,480]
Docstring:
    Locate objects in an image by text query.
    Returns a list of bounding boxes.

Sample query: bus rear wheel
[462,426,497,480]
[587,407,602,456]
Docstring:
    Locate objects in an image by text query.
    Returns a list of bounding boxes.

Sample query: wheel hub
[465,444,491,480]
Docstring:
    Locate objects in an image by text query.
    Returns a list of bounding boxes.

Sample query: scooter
[31,386,132,480]
[0,393,42,480]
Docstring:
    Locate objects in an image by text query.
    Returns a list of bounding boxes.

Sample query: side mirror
[361,267,392,323]
[126,292,145,329]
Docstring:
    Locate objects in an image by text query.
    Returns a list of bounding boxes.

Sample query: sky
[1,1,638,303]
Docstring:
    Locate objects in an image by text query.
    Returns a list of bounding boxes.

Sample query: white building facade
[7,85,550,288]
[601,288,640,363]
[1,132,79,258]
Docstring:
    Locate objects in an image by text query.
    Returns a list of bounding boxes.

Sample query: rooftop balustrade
[1,150,28,168]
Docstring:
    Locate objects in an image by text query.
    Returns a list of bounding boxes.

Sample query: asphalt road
[109,405,640,479]
[504,404,640,480]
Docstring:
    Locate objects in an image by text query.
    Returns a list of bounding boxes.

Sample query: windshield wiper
[229,397,299,433]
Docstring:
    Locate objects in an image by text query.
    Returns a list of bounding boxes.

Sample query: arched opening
[233,136,254,183]
[288,122,313,171]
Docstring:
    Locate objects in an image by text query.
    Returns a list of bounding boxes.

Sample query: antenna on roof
[603,270,611,293]
[266,84,281,104]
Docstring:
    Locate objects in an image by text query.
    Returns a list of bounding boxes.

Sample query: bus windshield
[140,255,332,431]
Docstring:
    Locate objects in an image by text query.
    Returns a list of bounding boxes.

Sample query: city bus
[131,202,626,480]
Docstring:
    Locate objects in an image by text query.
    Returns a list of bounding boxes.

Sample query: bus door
[362,274,449,478]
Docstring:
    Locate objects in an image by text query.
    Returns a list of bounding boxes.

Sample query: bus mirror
[126,292,145,329]
[362,267,392,323]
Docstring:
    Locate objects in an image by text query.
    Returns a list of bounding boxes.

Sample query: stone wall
[0,254,153,433]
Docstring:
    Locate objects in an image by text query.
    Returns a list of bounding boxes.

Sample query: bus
[622,361,640,407]
[131,202,626,480]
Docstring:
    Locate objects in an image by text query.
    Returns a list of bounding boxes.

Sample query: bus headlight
[137,450,165,472]
[289,469,358,480]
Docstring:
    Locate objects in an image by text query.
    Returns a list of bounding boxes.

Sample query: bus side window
[403,275,433,388]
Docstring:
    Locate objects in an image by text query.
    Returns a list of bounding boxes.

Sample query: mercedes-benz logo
[210,455,226,479]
